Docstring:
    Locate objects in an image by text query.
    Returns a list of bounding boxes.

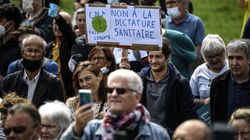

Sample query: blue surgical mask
[167,7,181,18]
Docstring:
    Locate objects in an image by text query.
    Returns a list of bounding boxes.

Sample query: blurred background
[11,0,243,44]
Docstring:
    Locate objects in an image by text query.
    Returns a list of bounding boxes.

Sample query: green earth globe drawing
[92,16,107,33]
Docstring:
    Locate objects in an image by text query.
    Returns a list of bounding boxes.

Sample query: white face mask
[167,7,181,19]
[0,25,5,38]
[22,0,33,13]
[100,67,109,74]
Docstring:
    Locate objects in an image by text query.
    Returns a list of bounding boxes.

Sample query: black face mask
[22,58,42,72]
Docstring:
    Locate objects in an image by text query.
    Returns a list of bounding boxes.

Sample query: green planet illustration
[92,16,107,33]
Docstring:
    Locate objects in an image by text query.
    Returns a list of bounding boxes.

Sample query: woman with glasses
[66,61,108,119]
[229,108,250,140]
[38,101,72,140]
[189,34,229,107]
[88,46,116,75]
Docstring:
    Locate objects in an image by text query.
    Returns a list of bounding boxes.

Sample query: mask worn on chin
[0,25,5,38]
[100,67,109,74]
[22,58,42,72]
[167,7,181,19]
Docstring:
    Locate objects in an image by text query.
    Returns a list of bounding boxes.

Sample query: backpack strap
[42,58,49,69]
[15,59,23,72]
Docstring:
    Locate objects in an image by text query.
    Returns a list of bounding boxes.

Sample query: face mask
[22,0,33,13]
[167,7,181,18]
[0,25,5,38]
[100,67,109,74]
[22,58,42,72]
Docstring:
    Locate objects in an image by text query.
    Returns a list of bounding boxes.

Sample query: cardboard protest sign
[85,4,162,50]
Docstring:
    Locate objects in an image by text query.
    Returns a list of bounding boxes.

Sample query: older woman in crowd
[229,108,250,140]
[66,61,108,119]
[189,34,229,106]
[38,100,72,140]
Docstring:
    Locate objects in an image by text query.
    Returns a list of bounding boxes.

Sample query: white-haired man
[1,34,64,108]
[61,69,170,140]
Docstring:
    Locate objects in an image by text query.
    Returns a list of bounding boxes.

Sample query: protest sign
[85,4,162,50]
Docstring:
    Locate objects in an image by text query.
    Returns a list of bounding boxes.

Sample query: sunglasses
[105,87,136,95]
[3,126,26,135]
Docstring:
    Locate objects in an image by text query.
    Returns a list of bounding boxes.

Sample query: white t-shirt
[189,62,229,99]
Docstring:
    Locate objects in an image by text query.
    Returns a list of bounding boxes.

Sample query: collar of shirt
[23,69,41,84]
[146,69,169,83]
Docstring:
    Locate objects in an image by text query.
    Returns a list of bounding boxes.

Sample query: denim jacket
[60,119,170,140]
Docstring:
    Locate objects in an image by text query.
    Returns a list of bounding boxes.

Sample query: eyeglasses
[90,57,106,62]
[105,87,136,95]
[3,126,26,135]
[24,47,43,54]
[41,124,58,131]
[205,53,224,61]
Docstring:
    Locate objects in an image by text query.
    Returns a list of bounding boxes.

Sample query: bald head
[173,120,211,140]
[59,11,72,24]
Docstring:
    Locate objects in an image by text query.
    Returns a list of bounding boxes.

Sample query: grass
[192,0,243,44]
[12,0,243,44]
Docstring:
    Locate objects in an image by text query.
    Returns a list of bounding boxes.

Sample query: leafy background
[12,0,243,44]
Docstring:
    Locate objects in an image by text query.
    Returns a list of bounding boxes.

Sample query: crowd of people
[0,0,249,140]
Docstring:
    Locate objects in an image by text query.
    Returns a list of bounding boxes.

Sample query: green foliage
[59,0,74,15]
[192,0,244,44]
[11,0,243,44]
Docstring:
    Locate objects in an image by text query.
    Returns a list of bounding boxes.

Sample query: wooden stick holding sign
[119,48,130,69]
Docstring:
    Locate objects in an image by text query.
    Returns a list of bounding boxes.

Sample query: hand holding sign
[119,48,130,69]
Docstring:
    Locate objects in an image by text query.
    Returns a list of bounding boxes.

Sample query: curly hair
[0,92,31,115]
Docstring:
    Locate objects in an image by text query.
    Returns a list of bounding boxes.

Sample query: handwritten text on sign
[85,4,162,48]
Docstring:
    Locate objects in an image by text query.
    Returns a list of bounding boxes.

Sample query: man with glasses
[1,34,64,108]
[140,37,197,136]
[61,69,170,140]
[4,103,41,140]
[211,39,250,123]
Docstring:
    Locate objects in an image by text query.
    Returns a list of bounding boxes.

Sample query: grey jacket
[60,119,170,140]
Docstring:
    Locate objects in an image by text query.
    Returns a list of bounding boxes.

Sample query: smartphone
[79,89,92,106]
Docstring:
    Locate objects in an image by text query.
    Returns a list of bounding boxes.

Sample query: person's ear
[135,92,142,103]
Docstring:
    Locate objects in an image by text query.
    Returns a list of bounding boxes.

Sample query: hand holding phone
[79,89,92,106]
